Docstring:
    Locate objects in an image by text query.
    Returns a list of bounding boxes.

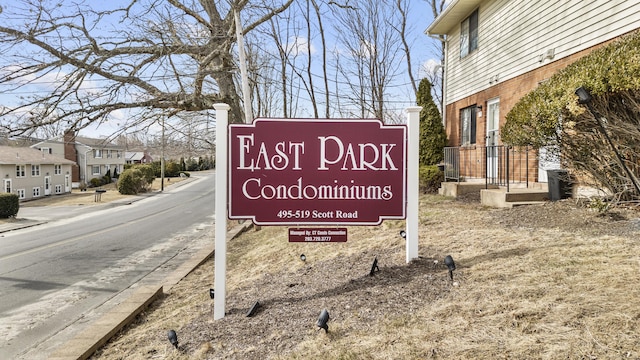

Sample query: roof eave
[426,0,484,35]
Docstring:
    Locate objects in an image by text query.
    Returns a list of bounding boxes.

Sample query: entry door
[486,98,500,181]
[65,174,70,192]
[44,176,51,195]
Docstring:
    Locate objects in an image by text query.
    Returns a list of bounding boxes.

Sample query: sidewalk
[48,220,251,360]
[0,195,146,234]
[1,176,196,233]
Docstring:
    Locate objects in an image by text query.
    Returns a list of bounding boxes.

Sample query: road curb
[48,220,252,360]
[0,220,47,234]
[48,285,163,360]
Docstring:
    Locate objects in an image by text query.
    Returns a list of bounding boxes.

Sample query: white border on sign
[227,118,407,226]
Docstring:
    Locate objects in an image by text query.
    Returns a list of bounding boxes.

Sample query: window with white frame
[55,184,63,194]
[31,164,41,176]
[92,165,101,175]
[460,9,479,58]
[461,106,478,145]
[16,165,26,178]
[94,149,103,158]
[116,150,121,158]
[54,164,62,175]
[40,147,52,154]
[17,189,25,199]
[33,187,41,197]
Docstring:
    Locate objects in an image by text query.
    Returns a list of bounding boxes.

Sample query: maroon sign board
[228,118,406,225]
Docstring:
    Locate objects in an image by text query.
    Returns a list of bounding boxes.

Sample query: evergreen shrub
[0,193,19,218]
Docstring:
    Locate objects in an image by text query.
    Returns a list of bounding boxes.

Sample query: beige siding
[2,163,72,200]
[446,0,640,104]
[34,140,65,156]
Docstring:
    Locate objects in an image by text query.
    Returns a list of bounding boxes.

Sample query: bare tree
[330,0,404,122]
[395,0,417,96]
[245,41,283,118]
[262,0,324,119]
[311,0,331,118]
[263,10,303,118]
[0,0,294,136]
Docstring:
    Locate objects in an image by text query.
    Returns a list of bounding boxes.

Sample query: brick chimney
[64,129,80,182]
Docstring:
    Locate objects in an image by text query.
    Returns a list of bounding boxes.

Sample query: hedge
[0,193,19,218]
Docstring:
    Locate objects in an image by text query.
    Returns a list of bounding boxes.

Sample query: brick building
[426,0,640,184]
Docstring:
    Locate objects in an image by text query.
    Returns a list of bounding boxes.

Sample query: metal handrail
[443,145,533,188]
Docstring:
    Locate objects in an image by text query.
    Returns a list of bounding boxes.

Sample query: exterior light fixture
[369,257,380,276]
[300,254,306,262]
[444,255,456,281]
[167,329,178,349]
[575,86,640,194]
[399,230,406,239]
[209,288,215,299]
[316,309,330,333]
[575,86,592,104]
[246,301,261,317]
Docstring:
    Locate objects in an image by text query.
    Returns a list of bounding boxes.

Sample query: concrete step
[481,188,549,208]
[504,190,549,202]
[507,200,547,208]
[439,182,499,197]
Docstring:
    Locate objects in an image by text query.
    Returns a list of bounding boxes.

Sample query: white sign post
[213,103,230,320]
[213,105,421,319]
[405,106,422,263]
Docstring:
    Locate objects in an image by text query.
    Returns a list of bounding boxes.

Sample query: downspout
[428,33,448,129]
[441,36,448,129]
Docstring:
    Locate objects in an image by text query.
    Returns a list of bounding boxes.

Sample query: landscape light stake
[246,301,261,317]
[167,329,179,349]
[316,309,330,333]
[575,86,640,195]
[444,255,456,281]
[369,257,380,276]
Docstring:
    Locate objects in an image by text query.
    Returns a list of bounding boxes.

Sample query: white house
[0,146,74,201]
[32,131,126,188]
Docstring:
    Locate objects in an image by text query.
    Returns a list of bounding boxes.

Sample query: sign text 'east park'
[228,118,406,225]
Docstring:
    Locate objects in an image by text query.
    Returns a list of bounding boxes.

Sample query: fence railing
[443,145,535,191]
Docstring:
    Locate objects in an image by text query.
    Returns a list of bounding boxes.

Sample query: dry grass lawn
[89,195,640,359]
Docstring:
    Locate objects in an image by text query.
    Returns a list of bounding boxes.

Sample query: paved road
[0,171,216,359]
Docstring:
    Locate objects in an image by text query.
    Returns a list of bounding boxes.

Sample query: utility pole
[235,8,253,124]
[161,114,165,192]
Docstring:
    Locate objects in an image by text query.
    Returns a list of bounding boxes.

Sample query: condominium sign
[228,118,406,225]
